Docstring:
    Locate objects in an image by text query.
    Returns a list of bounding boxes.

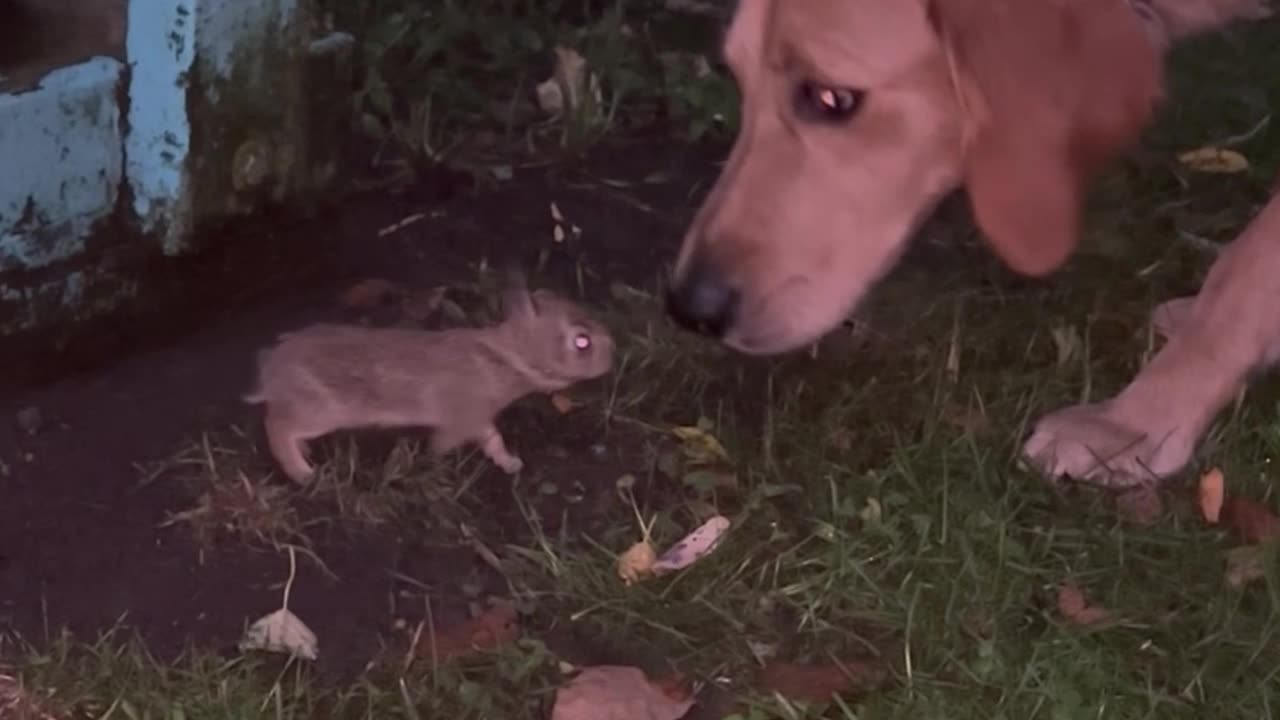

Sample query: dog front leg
[1023,190,1280,487]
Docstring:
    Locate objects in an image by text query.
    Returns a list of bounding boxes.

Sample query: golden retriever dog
[666,0,1276,487]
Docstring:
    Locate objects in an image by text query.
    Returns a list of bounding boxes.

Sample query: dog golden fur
[666,0,1275,487]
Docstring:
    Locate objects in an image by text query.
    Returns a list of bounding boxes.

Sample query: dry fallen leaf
[339,278,403,308]
[240,547,317,660]
[1199,468,1225,524]
[1222,497,1280,544]
[1225,545,1269,588]
[551,665,694,720]
[1178,146,1249,174]
[1115,486,1163,527]
[671,425,731,465]
[757,659,890,704]
[414,601,520,663]
[240,608,319,660]
[652,515,731,575]
[618,540,658,586]
[1056,582,1111,626]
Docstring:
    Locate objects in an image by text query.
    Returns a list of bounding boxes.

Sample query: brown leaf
[1199,468,1224,524]
[339,278,403,308]
[1222,497,1280,544]
[756,658,889,704]
[551,665,694,720]
[414,601,520,662]
[1115,486,1163,527]
[1056,582,1110,626]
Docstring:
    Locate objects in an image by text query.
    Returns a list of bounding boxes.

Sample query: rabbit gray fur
[244,279,614,484]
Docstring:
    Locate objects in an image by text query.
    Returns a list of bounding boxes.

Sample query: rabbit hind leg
[263,404,323,484]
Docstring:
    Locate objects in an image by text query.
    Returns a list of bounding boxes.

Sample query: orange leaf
[1222,497,1280,545]
[415,601,520,662]
[1199,468,1224,524]
[550,393,577,414]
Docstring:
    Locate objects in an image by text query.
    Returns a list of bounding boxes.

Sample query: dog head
[667,0,1163,354]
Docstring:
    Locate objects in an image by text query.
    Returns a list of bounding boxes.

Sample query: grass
[6,6,1280,720]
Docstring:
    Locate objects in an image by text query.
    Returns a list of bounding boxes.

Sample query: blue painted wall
[0,0,342,336]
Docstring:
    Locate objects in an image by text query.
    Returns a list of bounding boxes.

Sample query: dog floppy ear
[929,0,1163,277]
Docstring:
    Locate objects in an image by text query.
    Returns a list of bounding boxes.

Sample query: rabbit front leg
[431,420,524,474]
[477,424,524,474]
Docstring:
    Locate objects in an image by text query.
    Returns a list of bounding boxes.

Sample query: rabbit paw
[496,454,525,474]
[480,427,524,474]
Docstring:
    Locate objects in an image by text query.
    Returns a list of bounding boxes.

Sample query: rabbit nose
[666,255,740,338]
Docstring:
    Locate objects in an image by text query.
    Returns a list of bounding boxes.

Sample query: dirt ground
[0,136,736,679]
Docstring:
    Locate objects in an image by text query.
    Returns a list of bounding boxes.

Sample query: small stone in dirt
[1115,486,1163,527]
[15,406,43,435]
[1225,545,1269,588]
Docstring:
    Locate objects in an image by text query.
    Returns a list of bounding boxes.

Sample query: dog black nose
[666,258,740,337]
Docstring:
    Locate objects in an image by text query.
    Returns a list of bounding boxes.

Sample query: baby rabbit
[243,275,614,484]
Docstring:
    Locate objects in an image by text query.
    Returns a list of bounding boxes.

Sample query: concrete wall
[0,0,351,336]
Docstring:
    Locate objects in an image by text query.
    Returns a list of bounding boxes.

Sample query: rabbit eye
[573,333,592,351]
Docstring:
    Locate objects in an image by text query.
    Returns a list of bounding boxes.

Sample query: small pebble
[1116,486,1163,527]
[15,406,42,434]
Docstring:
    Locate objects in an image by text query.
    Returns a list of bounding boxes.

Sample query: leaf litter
[240,547,319,660]
[411,600,521,665]
[1195,467,1279,587]
[551,665,694,720]
[613,474,731,585]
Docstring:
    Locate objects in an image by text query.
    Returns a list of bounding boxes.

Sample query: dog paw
[1022,402,1194,488]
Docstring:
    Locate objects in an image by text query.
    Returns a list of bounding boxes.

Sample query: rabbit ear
[500,265,538,319]
[503,286,537,319]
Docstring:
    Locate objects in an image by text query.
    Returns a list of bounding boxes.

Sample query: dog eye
[796,82,864,122]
